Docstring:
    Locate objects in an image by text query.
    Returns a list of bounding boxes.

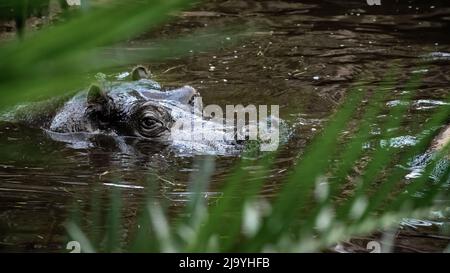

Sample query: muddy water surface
[1,0,450,252]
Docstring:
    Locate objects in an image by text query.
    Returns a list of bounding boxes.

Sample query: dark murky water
[1,0,450,252]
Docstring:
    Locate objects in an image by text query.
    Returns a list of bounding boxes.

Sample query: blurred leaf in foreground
[0,0,246,109]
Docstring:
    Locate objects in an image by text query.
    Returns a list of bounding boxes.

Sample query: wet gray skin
[2,66,261,156]
[2,66,212,153]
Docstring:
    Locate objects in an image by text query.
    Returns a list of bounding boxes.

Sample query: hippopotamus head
[50,65,199,141]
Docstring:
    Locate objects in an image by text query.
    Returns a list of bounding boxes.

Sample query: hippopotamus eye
[141,117,160,129]
[139,116,169,138]
[136,103,172,138]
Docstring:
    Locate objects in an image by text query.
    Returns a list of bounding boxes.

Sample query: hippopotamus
[7,66,197,139]
[2,65,242,155]
[47,66,200,143]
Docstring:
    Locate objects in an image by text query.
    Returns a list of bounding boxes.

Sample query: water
[1,0,450,252]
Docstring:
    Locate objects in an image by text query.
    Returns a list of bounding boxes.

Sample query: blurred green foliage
[0,0,243,108]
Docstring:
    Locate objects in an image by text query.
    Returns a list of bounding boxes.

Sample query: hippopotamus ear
[131,65,150,81]
[87,85,111,117]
